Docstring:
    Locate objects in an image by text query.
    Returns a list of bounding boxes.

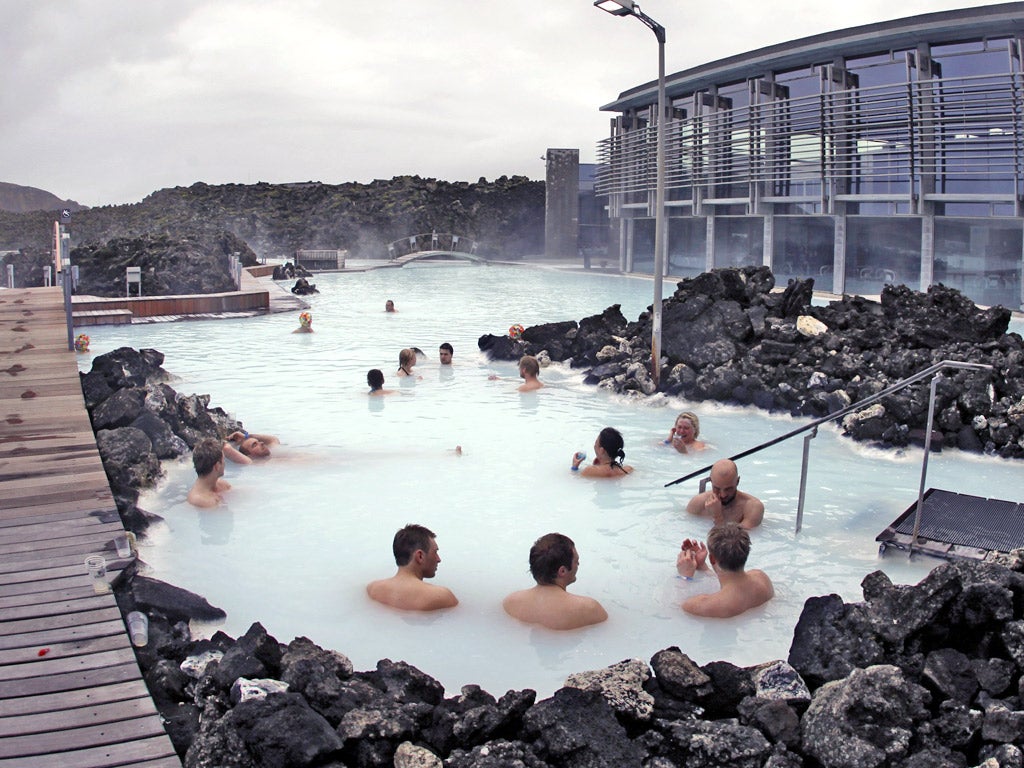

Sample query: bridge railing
[387,232,479,260]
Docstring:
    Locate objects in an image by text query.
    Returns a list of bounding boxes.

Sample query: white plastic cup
[114,534,132,558]
[127,611,149,647]
[85,555,108,594]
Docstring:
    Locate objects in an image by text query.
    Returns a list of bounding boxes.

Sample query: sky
[0,0,1000,207]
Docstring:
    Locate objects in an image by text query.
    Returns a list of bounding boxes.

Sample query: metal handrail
[665,360,993,550]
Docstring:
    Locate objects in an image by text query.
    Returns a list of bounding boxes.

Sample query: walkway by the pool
[0,287,180,766]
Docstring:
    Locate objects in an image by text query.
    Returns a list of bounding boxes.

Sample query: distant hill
[0,182,86,214]
[0,176,545,261]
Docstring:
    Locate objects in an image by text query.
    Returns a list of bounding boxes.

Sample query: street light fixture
[595,0,667,389]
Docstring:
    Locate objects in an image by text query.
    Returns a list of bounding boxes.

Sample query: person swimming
[571,427,633,478]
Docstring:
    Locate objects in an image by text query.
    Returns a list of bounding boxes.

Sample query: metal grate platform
[877,488,1024,560]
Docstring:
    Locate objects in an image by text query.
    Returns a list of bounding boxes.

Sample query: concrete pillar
[544,149,580,260]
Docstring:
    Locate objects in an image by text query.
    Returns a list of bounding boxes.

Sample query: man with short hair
[367,524,458,611]
[517,355,544,392]
[187,437,231,508]
[686,458,764,529]
[439,343,454,365]
[677,523,773,618]
[502,533,607,630]
[223,431,280,465]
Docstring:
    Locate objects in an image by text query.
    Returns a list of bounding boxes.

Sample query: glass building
[596,3,1024,310]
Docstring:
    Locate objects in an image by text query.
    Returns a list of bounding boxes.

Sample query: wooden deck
[0,287,180,767]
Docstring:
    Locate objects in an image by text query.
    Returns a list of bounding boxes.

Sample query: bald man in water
[686,459,764,529]
[367,524,458,611]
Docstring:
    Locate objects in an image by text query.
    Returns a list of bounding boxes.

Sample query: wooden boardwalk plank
[0,287,178,766]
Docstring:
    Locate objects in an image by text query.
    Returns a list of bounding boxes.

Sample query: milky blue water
[75,263,1024,697]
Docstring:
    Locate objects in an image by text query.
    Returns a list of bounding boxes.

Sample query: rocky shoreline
[480,268,1024,459]
[77,269,1024,766]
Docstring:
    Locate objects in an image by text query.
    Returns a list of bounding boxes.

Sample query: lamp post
[595,0,667,389]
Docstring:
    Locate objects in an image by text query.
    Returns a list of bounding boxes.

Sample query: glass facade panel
[667,217,707,277]
[773,216,835,283]
[845,217,922,294]
[934,218,1022,308]
[631,218,655,274]
[714,217,764,268]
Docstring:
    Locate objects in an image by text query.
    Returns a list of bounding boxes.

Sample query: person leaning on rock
[366,524,458,611]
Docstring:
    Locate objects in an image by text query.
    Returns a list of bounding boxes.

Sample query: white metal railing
[665,360,994,556]
[597,69,1023,203]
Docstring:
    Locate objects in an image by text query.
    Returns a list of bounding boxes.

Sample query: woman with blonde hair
[665,411,706,453]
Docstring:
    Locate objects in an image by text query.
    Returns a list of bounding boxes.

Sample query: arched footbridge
[386,233,484,265]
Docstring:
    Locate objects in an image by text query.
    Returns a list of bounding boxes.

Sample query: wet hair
[393,524,436,566]
[367,369,384,390]
[385,299,395,310]
[519,355,540,377]
[529,533,575,585]
[707,523,751,571]
[598,427,626,469]
[439,342,454,356]
[192,437,223,476]
[399,348,416,370]
[237,438,254,456]
[676,411,700,437]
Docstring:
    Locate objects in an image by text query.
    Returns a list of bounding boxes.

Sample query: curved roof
[601,2,1024,112]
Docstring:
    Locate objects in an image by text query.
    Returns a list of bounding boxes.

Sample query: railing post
[795,426,818,534]
[909,373,943,558]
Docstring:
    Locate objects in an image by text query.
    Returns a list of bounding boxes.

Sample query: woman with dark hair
[571,427,634,478]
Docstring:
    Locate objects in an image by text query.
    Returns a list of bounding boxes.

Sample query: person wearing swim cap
[293,311,314,333]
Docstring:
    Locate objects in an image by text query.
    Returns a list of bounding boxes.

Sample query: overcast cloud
[0,0,998,206]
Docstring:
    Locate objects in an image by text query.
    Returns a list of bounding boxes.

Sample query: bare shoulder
[739,494,765,528]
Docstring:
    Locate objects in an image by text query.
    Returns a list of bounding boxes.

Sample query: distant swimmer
[385,299,397,313]
[665,411,706,453]
[517,355,544,392]
[677,523,773,618]
[491,354,545,390]
[439,342,454,365]
[223,430,280,465]
[502,533,608,630]
[396,348,421,378]
[571,427,633,478]
[187,437,231,508]
[292,311,314,334]
[367,368,396,396]
[366,524,458,611]
[686,459,763,529]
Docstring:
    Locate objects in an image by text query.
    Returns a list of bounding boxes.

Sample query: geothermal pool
[77,263,1024,697]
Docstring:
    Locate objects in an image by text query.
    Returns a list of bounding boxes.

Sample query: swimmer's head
[298,311,312,328]
[192,437,223,476]
[439,343,453,365]
[393,523,437,567]
[707,523,750,571]
[239,436,271,458]
[528,533,577,585]
[675,412,699,439]
[596,427,626,464]
[367,368,385,390]
[399,348,416,369]
[385,300,396,312]
[519,355,540,378]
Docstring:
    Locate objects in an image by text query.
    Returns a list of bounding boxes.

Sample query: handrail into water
[665,360,993,552]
